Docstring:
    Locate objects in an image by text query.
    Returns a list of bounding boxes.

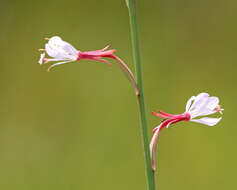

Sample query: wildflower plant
[38,0,224,189]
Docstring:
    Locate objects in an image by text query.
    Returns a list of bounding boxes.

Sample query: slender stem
[111,55,140,96]
[127,0,156,190]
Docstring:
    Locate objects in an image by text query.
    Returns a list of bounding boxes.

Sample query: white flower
[185,92,223,126]
[150,92,223,172]
[39,36,79,71]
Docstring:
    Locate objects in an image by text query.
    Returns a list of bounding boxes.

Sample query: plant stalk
[127,0,156,190]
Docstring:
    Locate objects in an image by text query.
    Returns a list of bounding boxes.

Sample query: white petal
[189,93,210,118]
[46,43,69,59]
[48,36,63,46]
[45,44,60,58]
[206,97,219,110]
[47,36,67,57]
[185,96,196,112]
[192,96,220,118]
[62,42,78,56]
[189,93,209,111]
[45,36,78,60]
[191,117,222,126]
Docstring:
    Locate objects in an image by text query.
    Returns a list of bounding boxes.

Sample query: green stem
[127,0,156,190]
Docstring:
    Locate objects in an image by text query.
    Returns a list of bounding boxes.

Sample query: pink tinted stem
[111,55,140,96]
[150,125,161,172]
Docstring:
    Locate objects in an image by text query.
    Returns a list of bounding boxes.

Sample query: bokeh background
[0,0,236,189]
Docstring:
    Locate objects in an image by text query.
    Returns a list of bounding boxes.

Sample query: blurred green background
[0,0,236,189]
